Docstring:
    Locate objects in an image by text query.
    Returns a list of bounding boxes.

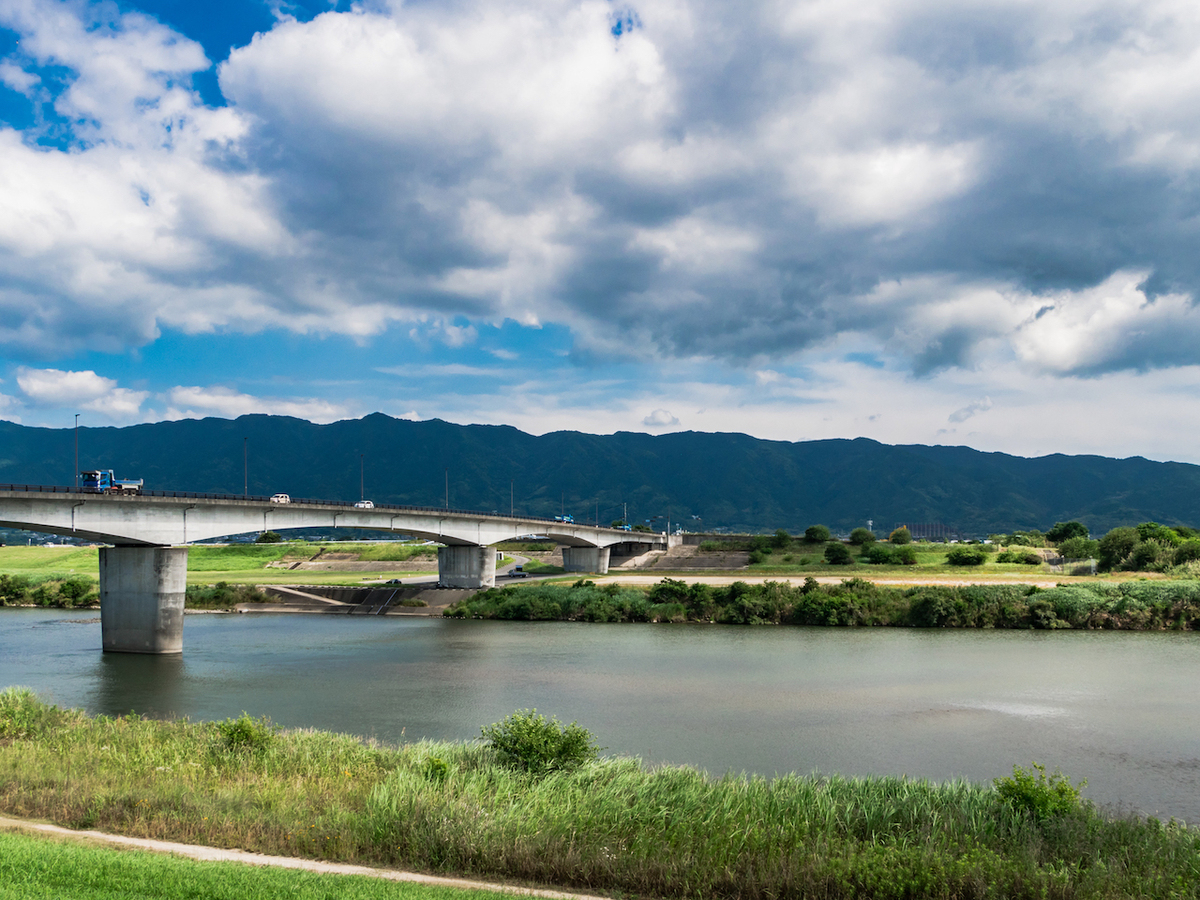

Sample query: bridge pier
[562,546,610,575]
[100,546,187,654]
[437,546,496,588]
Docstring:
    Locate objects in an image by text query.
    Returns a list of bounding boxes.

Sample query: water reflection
[92,653,186,719]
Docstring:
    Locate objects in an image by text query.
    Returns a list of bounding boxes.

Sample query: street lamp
[74,414,79,488]
[360,454,365,501]
[243,437,248,496]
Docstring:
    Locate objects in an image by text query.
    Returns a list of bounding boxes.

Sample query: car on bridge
[354,500,375,509]
[270,493,291,503]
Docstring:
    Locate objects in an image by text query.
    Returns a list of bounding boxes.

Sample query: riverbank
[2,688,1198,899]
[447,577,1200,629]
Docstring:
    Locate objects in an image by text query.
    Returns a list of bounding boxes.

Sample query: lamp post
[243,437,248,496]
[360,454,365,501]
[74,414,79,488]
[445,468,449,509]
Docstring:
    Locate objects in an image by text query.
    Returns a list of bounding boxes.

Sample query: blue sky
[4,0,1200,462]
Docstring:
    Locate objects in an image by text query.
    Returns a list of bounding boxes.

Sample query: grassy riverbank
[3,688,1199,899]
[447,577,1200,629]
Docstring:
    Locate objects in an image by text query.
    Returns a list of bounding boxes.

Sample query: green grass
[3,688,1200,900]
[0,831,517,900]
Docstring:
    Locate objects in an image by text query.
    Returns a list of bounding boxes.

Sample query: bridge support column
[438,546,496,588]
[562,547,610,575]
[100,546,187,654]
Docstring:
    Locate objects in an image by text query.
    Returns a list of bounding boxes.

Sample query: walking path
[0,815,609,900]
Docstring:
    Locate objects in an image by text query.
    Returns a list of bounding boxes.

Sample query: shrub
[994,763,1086,822]
[480,709,599,775]
[803,525,832,543]
[996,550,1042,565]
[889,527,912,544]
[748,549,767,565]
[823,543,853,565]
[1174,539,1200,566]
[1046,521,1089,543]
[892,545,917,565]
[255,531,282,543]
[848,527,876,545]
[946,546,987,566]
[215,713,277,753]
[772,529,791,549]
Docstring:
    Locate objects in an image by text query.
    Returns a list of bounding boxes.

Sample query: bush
[864,545,917,565]
[748,549,767,565]
[215,713,277,753]
[996,550,1042,565]
[823,543,853,565]
[1136,522,1181,545]
[946,546,987,566]
[803,525,831,543]
[1174,539,1200,566]
[889,527,911,545]
[255,531,282,543]
[1046,521,1089,543]
[848,527,876,545]
[480,709,599,775]
[772,529,791,549]
[994,763,1086,822]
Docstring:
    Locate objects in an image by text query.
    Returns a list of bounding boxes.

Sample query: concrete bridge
[0,485,665,654]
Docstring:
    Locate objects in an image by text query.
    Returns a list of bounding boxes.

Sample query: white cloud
[643,408,680,427]
[15,367,149,419]
[164,386,349,423]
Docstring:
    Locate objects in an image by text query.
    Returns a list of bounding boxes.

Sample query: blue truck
[80,470,144,495]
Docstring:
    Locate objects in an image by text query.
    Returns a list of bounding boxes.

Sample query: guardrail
[0,484,642,532]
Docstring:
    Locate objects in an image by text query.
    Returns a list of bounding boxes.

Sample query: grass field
[0,830,520,900]
[2,689,1199,900]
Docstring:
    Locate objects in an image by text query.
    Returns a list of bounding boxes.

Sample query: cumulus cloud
[643,408,680,427]
[16,367,149,418]
[7,0,1200,380]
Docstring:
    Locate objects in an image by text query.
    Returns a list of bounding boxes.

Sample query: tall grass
[2,688,1199,899]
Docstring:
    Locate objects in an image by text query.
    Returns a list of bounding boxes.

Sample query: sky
[3,0,1200,462]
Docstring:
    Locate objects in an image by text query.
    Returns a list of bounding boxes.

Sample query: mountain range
[2,413,1198,536]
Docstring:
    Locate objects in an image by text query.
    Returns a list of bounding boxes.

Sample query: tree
[804,525,832,543]
[823,543,853,565]
[889,526,912,545]
[1046,521,1089,543]
[610,519,626,528]
[1136,522,1181,546]
[1097,527,1138,570]
[773,529,791,549]
[255,531,282,543]
[1058,536,1099,559]
[848,527,876,545]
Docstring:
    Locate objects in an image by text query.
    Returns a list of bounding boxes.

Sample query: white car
[354,500,375,509]
[270,493,291,504]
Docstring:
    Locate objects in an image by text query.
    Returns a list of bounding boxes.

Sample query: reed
[2,688,1199,899]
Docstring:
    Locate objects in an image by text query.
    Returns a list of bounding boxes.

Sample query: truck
[80,470,144,495]
[554,514,575,524]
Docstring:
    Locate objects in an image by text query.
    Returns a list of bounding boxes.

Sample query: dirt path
[0,815,609,900]
[593,573,1065,588]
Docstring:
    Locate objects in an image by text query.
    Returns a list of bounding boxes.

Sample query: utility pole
[445,468,449,509]
[243,437,248,496]
[510,479,514,518]
[360,454,365,501]
[74,414,79,488]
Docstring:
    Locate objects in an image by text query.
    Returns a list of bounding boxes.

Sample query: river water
[3,609,1199,822]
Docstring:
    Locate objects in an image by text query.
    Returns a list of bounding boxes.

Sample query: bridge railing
[0,484,646,533]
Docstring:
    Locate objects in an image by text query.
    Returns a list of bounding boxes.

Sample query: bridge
[0,485,665,654]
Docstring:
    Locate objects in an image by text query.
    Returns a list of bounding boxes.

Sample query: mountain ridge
[0,414,1196,535]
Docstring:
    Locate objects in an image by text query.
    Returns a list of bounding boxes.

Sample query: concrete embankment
[249,585,474,616]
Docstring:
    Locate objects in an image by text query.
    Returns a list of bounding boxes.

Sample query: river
[3,609,1198,822]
